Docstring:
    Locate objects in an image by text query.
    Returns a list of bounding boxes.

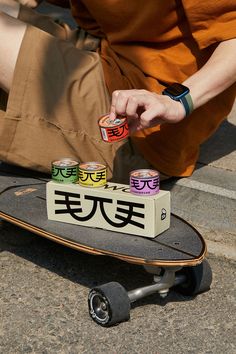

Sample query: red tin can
[98,114,129,142]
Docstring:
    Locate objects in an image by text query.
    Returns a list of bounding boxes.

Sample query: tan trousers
[0,6,151,183]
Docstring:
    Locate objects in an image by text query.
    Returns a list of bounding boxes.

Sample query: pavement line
[206,240,236,261]
[175,178,236,199]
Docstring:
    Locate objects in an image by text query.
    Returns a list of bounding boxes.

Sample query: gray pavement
[0,223,235,354]
[0,2,236,353]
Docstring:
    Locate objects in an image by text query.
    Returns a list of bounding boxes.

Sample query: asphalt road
[0,220,235,354]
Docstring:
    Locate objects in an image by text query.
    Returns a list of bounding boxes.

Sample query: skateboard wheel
[175,259,213,296]
[88,282,130,327]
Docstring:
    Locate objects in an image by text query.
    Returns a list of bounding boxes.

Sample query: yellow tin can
[78,162,107,187]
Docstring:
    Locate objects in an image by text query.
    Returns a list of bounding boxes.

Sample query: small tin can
[130,169,160,196]
[98,114,129,143]
[51,158,79,183]
[78,162,107,188]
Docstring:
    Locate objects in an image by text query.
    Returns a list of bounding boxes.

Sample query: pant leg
[18,4,101,50]
[0,22,151,183]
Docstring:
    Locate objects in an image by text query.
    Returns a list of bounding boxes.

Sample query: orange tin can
[98,114,129,142]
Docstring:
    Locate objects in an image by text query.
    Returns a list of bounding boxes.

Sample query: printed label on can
[78,162,107,187]
[51,158,79,184]
[100,127,108,141]
[130,169,160,196]
[98,114,129,143]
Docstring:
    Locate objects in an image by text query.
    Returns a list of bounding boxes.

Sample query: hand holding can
[98,114,129,143]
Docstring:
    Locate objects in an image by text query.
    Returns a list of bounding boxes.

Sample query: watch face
[164,83,189,98]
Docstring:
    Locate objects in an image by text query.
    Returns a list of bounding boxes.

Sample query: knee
[0,0,20,18]
[0,11,26,92]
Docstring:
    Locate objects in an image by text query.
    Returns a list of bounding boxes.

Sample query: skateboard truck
[128,266,184,302]
[88,260,212,327]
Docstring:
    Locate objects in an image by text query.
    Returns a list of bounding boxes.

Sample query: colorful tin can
[78,162,107,188]
[130,169,160,196]
[98,114,129,142]
[51,158,79,183]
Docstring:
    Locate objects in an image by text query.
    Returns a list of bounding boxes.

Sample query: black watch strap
[179,93,193,117]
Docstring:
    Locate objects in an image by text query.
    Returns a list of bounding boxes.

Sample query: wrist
[162,83,194,117]
[170,99,186,122]
[162,95,186,123]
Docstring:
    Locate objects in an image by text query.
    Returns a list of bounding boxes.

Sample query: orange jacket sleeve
[182,0,236,49]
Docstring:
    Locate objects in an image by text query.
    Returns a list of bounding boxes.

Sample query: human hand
[109,89,186,132]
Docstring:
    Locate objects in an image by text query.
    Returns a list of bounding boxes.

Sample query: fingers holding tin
[110,89,147,120]
[110,89,164,132]
[110,89,127,120]
[109,89,186,132]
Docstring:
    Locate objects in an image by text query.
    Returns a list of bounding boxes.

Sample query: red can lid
[98,114,127,128]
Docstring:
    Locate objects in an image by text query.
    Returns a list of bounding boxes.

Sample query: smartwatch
[162,83,193,117]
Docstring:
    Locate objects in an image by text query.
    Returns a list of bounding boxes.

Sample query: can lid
[52,158,79,167]
[79,161,106,171]
[98,114,126,128]
[130,169,159,178]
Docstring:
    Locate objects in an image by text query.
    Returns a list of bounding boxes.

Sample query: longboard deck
[0,163,206,266]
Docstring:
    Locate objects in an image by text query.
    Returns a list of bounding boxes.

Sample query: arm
[110,38,236,132]
[183,38,236,109]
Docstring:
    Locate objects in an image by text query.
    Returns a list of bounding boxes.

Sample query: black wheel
[175,259,213,296]
[88,282,130,327]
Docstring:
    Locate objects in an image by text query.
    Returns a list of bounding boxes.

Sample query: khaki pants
[0,6,150,183]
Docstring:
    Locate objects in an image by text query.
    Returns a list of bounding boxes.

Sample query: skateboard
[0,162,212,327]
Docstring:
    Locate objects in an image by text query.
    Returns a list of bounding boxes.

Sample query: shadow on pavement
[198,119,236,166]
[0,220,193,308]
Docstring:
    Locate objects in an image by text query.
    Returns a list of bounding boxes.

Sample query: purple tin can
[130,169,160,196]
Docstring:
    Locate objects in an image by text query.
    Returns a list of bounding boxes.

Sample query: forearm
[183,38,236,110]
[110,39,236,130]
